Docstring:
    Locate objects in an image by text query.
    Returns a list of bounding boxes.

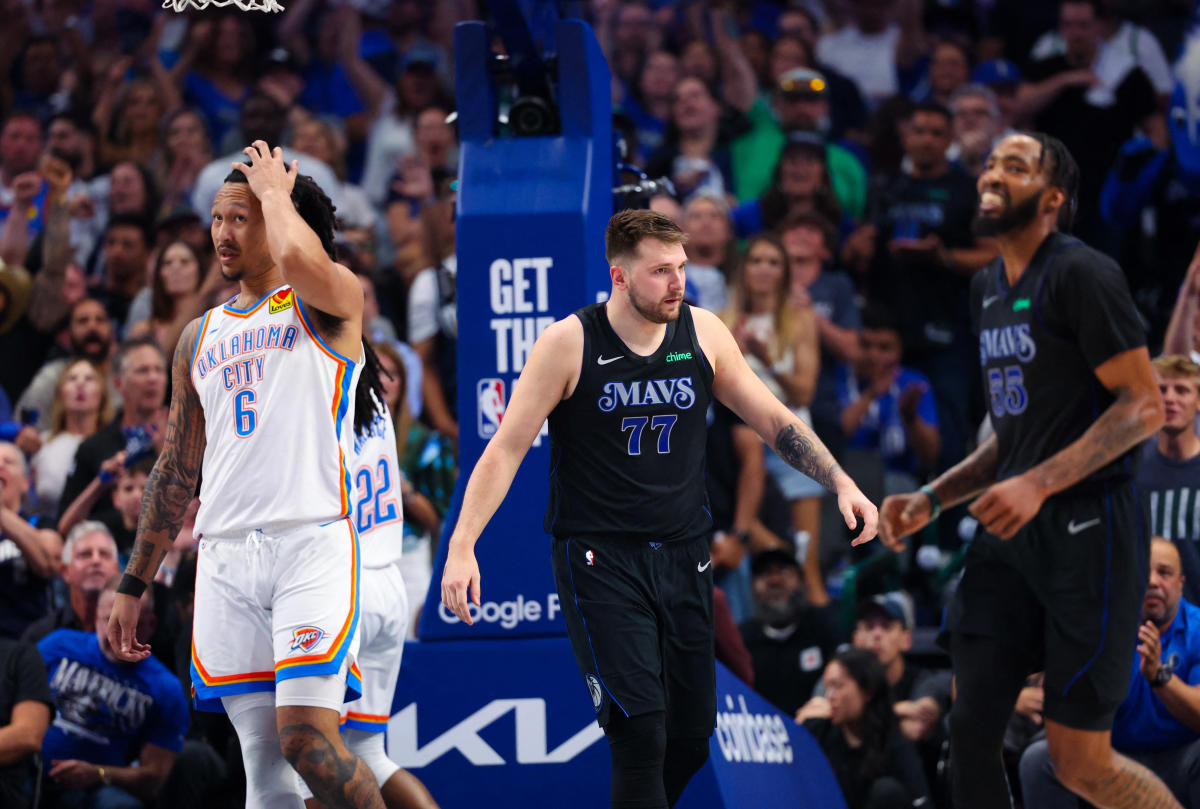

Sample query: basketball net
[162,0,285,12]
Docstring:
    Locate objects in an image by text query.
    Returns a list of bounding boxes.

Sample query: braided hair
[353,338,393,438]
[1025,131,1080,232]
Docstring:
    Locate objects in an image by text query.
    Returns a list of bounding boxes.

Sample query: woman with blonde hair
[94,75,173,168]
[30,359,113,519]
[721,233,828,602]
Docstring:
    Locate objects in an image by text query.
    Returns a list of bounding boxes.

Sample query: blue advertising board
[389,638,847,809]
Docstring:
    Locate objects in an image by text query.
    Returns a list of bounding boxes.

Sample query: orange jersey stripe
[294,300,347,366]
[222,289,281,319]
[190,309,215,373]
[191,637,274,685]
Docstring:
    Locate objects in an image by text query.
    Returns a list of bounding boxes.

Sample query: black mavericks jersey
[546,302,715,541]
[971,232,1146,483]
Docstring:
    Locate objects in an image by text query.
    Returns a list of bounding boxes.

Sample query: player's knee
[666,736,709,779]
[947,701,983,756]
[606,711,668,768]
[344,728,399,786]
[223,695,298,807]
[279,721,354,786]
[1047,740,1112,795]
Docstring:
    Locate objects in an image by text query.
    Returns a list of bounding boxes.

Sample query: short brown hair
[1153,354,1200,391]
[778,211,837,253]
[605,209,687,265]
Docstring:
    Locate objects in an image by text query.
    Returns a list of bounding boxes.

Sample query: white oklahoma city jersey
[351,393,405,569]
[190,286,362,538]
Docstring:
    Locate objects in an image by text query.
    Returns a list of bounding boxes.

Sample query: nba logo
[477,378,506,439]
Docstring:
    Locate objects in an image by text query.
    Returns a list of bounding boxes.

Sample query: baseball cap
[778,67,828,97]
[781,130,828,161]
[262,47,303,76]
[401,45,441,73]
[750,547,802,577]
[972,59,1022,87]
[856,591,915,631]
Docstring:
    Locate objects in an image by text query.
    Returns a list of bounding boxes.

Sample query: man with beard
[21,522,119,645]
[737,548,838,716]
[1020,537,1200,808]
[878,132,1180,809]
[57,337,166,530]
[15,298,118,433]
[442,209,879,809]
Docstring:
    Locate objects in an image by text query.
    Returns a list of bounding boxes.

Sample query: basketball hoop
[162,0,285,12]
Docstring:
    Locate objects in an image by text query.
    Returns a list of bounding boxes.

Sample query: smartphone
[19,408,38,426]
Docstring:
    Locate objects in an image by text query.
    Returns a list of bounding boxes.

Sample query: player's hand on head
[232,141,298,200]
[107,592,152,662]
[968,473,1046,541]
[878,492,932,551]
[441,546,481,625]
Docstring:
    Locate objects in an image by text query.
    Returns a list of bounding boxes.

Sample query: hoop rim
[162,0,286,13]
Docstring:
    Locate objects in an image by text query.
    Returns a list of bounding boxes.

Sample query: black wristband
[117,573,148,598]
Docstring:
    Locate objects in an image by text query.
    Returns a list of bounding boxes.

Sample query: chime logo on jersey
[597,377,696,412]
[979,323,1036,365]
[289,626,327,653]
[269,289,294,314]
[477,378,506,439]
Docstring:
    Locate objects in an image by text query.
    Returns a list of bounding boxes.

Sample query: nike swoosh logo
[597,355,621,365]
[982,295,999,308]
[697,559,712,572]
[1067,518,1101,535]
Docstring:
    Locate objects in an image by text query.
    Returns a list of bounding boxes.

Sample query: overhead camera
[508,95,560,137]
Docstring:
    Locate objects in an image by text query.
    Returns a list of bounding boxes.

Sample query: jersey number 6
[233,389,258,437]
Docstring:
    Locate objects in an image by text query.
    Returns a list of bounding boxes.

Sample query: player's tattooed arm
[1027,381,1161,499]
[775,422,842,492]
[928,434,1000,509]
[126,319,207,583]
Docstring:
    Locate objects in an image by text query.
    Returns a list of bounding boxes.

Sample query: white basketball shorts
[342,562,407,732]
[190,518,363,711]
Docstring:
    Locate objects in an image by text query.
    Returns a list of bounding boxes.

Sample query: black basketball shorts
[947,481,1148,731]
[551,533,716,737]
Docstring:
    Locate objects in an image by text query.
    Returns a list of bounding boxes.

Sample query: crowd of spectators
[3,0,1200,807]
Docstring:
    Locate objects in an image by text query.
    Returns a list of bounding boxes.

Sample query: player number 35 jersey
[190,286,363,538]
